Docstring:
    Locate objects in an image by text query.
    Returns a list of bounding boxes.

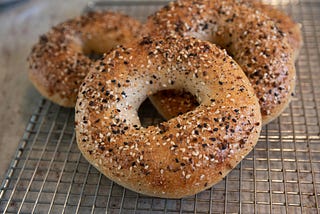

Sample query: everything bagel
[245,0,302,58]
[145,0,297,124]
[28,11,143,107]
[75,36,261,198]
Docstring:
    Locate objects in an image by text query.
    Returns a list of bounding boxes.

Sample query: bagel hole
[85,51,105,61]
[138,98,165,127]
[153,90,199,118]
[82,38,119,61]
[138,90,199,128]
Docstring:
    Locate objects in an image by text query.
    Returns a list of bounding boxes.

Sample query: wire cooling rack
[1,0,320,213]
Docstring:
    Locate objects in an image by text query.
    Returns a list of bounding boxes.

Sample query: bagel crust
[145,0,297,125]
[245,0,302,59]
[75,36,261,198]
[28,11,143,107]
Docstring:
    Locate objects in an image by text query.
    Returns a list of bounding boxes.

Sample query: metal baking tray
[1,0,320,213]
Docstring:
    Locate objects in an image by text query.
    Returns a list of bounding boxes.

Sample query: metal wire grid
[0,0,320,213]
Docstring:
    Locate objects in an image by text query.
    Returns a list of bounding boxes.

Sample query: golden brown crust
[145,0,297,125]
[75,36,262,198]
[28,11,143,107]
[244,0,302,59]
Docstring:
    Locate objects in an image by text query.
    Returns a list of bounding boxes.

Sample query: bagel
[145,0,297,125]
[245,0,302,59]
[28,11,143,107]
[75,36,262,198]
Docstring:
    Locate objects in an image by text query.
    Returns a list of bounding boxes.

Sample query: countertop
[0,0,90,182]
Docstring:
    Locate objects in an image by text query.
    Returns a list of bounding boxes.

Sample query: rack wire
[1,0,320,213]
